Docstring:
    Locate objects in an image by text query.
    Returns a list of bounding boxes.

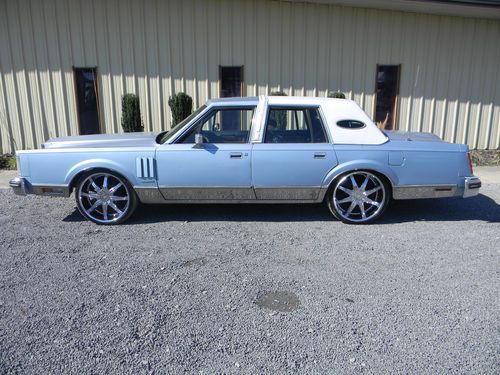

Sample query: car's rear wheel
[75,171,137,224]
[327,171,389,224]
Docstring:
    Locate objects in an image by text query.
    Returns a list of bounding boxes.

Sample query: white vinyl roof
[265,96,388,145]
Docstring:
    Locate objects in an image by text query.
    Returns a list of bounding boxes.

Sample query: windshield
[156,105,207,144]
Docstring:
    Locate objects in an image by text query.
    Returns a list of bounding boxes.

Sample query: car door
[155,106,256,201]
[252,106,337,200]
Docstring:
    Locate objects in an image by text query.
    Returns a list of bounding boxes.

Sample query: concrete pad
[474,166,500,184]
[0,170,17,189]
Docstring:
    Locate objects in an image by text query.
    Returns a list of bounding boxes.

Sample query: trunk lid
[382,130,443,143]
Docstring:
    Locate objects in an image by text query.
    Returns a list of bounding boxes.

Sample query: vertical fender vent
[136,157,155,179]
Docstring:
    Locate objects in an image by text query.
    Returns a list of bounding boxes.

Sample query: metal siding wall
[0,0,499,153]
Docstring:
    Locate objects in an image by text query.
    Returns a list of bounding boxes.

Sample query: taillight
[467,152,474,175]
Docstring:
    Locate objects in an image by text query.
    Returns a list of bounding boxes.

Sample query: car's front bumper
[463,176,481,198]
[9,176,27,196]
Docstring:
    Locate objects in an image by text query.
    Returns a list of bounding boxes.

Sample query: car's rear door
[155,105,256,201]
[251,105,337,200]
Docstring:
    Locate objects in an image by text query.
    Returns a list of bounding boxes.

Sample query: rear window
[264,107,328,143]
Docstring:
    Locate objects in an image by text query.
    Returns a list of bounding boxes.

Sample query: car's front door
[252,106,337,200]
[156,106,256,200]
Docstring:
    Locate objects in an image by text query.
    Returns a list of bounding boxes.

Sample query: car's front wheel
[327,171,389,224]
[75,171,137,224]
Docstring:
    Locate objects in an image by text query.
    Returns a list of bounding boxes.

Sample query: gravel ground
[0,186,499,374]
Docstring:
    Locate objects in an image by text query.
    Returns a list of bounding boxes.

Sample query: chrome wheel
[331,171,387,223]
[77,172,131,224]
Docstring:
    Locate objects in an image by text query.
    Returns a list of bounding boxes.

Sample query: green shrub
[121,94,144,132]
[270,91,287,96]
[327,91,346,99]
[0,154,16,170]
[168,93,193,126]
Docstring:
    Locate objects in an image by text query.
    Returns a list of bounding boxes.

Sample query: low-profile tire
[327,170,390,224]
[75,170,138,225]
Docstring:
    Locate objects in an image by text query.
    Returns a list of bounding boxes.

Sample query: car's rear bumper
[463,176,481,198]
[392,176,481,200]
[9,176,27,196]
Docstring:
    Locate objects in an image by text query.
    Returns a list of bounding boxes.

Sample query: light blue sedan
[10,96,481,224]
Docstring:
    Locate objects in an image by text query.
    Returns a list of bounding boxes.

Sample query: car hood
[383,130,443,142]
[42,132,160,149]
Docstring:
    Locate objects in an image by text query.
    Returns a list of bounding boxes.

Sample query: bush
[168,93,193,126]
[121,94,143,132]
[270,91,287,96]
[327,91,346,99]
[0,154,16,170]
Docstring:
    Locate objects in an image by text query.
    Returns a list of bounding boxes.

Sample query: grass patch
[471,150,500,166]
[0,154,17,170]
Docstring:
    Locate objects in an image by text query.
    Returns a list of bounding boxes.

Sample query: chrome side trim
[134,187,324,204]
[254,187,320,200]
[9,177,27,196]
[160,187,256,201]
[31,184,71,197]
[134,187,165,203]
[463,177,481,198]
[393,184,457,200]
[159,199,319,204]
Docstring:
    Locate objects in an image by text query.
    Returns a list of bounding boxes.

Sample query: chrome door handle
[230,152,243,159]
[314,152,326,159]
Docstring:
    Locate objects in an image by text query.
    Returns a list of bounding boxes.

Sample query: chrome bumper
[9,177,27,196]
[463,176,481,198]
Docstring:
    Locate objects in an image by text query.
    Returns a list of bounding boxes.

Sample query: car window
[178,107,255,144]
[157,105,207,144]
[264,107,328,143]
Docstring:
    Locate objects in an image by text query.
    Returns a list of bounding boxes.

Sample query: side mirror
[193,133,204,148]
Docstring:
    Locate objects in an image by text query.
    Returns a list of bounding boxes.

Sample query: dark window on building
[375,65,400,130]
[264,107,328,143]
[219,66,244,131]
[74,67,101,135]
[220,66,243,98]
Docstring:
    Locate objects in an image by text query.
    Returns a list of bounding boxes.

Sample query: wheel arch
[66,160,137,193]
[322,161,398,199]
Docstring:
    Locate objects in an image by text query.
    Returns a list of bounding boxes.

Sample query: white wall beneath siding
[0,0,499,153]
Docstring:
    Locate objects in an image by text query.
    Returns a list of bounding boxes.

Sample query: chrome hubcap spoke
[88,200,102,213]
[78,172,130,223]
[81,192,100,200]
[333,172,386,222]
[109,182,122,194]
[111,195,128,201]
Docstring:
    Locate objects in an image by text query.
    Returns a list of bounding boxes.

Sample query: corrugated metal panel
[0,0,499,154]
